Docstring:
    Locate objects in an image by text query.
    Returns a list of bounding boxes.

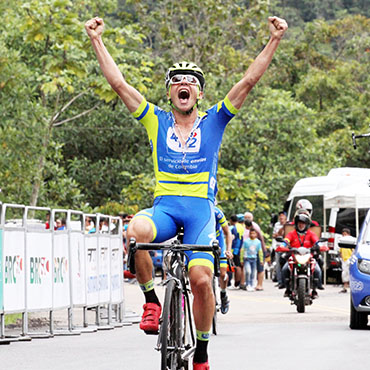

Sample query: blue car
[340,209,370,329]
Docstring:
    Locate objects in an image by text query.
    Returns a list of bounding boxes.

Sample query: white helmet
[296,199,313,216]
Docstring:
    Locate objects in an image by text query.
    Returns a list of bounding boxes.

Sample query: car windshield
[364,218,370,244]
[335,208,368,237]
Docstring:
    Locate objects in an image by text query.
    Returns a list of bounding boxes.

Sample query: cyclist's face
[168,75,203,112]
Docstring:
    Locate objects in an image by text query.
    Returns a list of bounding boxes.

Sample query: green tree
[0,0,154,207]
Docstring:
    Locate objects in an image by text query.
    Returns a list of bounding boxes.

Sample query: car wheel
[350,296,368,329]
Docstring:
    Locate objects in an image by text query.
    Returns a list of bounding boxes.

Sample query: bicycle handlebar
[128,238,221,277]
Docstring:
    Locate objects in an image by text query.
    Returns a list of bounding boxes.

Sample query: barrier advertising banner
[70,232,86,306]
[26,232,53,310]
[85,235,99,306]
[98,235,110,303]
[53,232,70,309]
[110,237,123,304]
[3,230,26,312]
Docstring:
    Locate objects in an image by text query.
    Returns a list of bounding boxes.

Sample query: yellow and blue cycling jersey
[132,96,238,270]
[215,206,228,266]
[132,95,238,202]
[231,223,244,256]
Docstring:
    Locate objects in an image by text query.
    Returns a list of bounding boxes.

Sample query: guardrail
[0,203,125,343]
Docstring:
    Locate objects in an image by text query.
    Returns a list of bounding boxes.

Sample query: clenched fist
[268,16,288,40]
[85,17,104,39]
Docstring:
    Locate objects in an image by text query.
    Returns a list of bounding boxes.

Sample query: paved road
[1,279,369,370]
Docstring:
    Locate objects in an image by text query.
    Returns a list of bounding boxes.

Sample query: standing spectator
[339,228,353,293]
[244,212,267,291]
[243,228,262,291]
[85,216,96,234]
[56,218,66,230]
[45,213,51,230]
[272,211,287,288]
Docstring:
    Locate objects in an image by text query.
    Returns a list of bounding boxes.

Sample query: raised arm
[85,17,144,113]
[227,16,288,110]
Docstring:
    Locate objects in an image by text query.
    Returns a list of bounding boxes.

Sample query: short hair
[244,219,252,227]
[230,215,237,222]
[249,228,257,233]
[342,228,351,235]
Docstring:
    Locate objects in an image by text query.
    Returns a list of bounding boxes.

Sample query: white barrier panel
[85,235,99,306]
[26,232,53,310]
[110,237,123,304]
[70,232,86,306]
[53,232,70,309]
[98,235,110,304]
[0,227,3,312]
[3,230,26,312]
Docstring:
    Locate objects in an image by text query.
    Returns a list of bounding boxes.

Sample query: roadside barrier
[0,203,125,343]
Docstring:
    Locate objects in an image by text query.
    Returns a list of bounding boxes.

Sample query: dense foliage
[1,0,369,238]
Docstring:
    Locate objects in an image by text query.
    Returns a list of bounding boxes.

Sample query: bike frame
[127,238,220,369]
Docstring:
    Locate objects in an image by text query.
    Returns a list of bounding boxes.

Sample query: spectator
[244,212,267,291]
[243,228,262,291]
[45,213,51,230]
[56,218,66,230]
[85,217,96,234]
[272,211,287,288]
[99,217,109,233]
[339,228,353,293]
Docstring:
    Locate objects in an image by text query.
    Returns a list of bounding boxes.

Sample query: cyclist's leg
[218,235,228,288]
[127,197,178,333]
[218,237,230,313]
[128,197,179,284]
[181,198,215,364]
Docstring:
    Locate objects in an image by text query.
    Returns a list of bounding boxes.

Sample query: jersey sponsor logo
[166,127,201,153]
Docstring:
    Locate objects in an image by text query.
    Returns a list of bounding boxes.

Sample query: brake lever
[212,240,221,277]
[127,237,137,274]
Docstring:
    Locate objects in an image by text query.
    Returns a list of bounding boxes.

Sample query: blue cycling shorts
[133,196,216,271]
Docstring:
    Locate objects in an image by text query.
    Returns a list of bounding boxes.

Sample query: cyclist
[85,15,287,370]
[215,206,233,314]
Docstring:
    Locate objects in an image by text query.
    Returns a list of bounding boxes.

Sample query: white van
[286,167,370,244]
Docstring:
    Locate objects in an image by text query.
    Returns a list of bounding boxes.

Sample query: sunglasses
[170,74,200,86]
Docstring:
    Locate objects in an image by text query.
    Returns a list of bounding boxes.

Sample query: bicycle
[128,235,220,370]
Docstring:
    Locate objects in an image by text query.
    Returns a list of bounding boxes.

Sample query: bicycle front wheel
[160,279,183,370]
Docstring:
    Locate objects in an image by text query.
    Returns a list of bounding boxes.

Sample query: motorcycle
[276,237,328,313]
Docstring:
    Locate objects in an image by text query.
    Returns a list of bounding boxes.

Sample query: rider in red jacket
[282,212,324,297]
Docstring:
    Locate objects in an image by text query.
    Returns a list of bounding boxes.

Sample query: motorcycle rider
[276,199,319,239]
[295,199,319,226]
[281,211,324,298]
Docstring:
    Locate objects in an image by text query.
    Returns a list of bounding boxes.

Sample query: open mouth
[178,89,190,101]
